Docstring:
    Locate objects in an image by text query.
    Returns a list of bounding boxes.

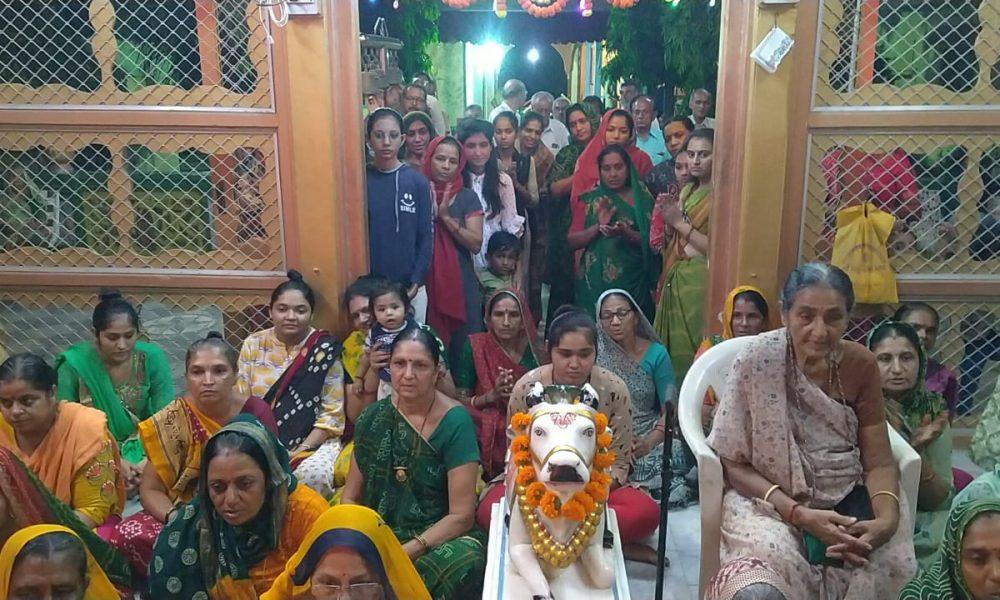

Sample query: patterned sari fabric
[109,395,268,574]
[149,415,328,599]
[708,329,917,599]
[706,557,793,600]
[653,181,712,382]
[573,165,656,320]
[898,499,1000,600]
[0,525,122,600]
[0,447,131,592]
[461,289,542,481]
[55,340,174,464]
[868,321,955,569]
[261,504,431,600]
[970,376,1000,471]
[595,289,676,499]
[353,398,486,599]
[0,402,124,527]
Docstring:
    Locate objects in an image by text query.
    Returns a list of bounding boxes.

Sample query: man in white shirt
[631,95,668,166]
[529,91,570,153]
[687,88,716,130]
[488,79,528,123]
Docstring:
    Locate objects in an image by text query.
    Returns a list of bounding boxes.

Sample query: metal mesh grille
[0,130,284,272]
[800,133,999,277]
[815,0,999,108]
[0,287,269,388]
[0,0,271,109]
[842,299,999,428]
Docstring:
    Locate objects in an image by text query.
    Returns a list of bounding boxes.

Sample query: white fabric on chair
[678,336,921,598]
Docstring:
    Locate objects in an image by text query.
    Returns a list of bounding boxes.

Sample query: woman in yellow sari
[653,128,715,383]
[107,332,277,575]
[262,504,431,600]
[0,524,122,600]
[0,354,124,532]
[150,415,329,599]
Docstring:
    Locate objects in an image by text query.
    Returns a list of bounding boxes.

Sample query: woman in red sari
[422,136,485,369]
[569,109,654,230]
[453,289,544,482]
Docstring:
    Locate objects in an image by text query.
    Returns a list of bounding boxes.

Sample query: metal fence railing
[0,0,271,108]
[801,133,999,277]
[816,0,998,108]
[0,131,284,272]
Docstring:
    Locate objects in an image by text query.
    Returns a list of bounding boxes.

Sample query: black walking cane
[654,401,675,600]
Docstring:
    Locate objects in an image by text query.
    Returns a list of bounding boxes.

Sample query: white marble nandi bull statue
[507,383,616,600]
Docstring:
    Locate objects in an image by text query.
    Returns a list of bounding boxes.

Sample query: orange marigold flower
[539,492,561,519]
[590,471,612,486]
[593,451,615,469]
[561,498,586,521]
[597,432,613,449]
[513,450,532,466]
[584,481,609,502]
[573,490,596,513]
[594,412,608,434]
[525,482,546,506]
[511,412,532,432]
[516,466,536,486]
[511,435,530,454]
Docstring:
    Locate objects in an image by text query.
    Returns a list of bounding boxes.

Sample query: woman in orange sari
[0,354,124,534]
[107,333,277,575]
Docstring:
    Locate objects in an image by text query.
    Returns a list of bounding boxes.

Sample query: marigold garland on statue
[511,408,616,569]
[517,0,568,18]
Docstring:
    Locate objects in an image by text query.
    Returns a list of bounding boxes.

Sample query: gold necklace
[391,395,436,484]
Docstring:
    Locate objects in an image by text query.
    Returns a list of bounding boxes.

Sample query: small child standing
[477,231,521,297]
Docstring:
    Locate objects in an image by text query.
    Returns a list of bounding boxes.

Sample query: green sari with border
[574,165,656,321]
[653,182,712,382]
[353,398,486,599]
[56,340,174,464]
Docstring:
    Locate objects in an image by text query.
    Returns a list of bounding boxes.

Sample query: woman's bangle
[870,490,901,507]
[762,484,782,504]
[920,469,936,482]
[414,534,430,551]
[788,502,802,526]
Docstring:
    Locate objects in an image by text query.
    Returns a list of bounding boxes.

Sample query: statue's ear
[526,381,546,409]
[580,383,600,411]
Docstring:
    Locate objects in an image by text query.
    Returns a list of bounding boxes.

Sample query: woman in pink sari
[708,263,916,598]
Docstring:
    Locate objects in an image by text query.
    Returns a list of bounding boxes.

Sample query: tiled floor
[627,504,701,600]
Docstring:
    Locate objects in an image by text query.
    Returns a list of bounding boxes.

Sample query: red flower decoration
[516,0,568,18]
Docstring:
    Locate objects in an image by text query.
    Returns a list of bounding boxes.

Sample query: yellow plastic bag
[830,202,898,304]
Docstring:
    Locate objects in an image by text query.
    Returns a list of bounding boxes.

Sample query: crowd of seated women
[0,259,997,600]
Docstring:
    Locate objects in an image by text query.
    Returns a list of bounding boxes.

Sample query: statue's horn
[580,383,600,411]
[526,381,546,408]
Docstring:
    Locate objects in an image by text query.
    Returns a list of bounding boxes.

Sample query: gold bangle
[763,484,782,504]
[414,534,430,551]
[870,490,900,506]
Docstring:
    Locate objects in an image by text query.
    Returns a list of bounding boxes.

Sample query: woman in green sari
[55,291,173,492]
[869,321,955,570]
[898,498,1000,600]
[652,128,714,382]
[543,103,599,325]
[343,326,485,599]
[568,144,656,320]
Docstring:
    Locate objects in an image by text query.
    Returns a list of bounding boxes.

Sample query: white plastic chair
[678,336,921,598]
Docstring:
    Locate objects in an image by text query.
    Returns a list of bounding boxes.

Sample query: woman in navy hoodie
[366,108,434,322]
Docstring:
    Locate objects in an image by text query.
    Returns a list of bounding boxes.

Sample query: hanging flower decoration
[441,0,474,7]
[494,0,507,17]
[607,0,638,6]
[517,0,569,18]
[579,0,592,17]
